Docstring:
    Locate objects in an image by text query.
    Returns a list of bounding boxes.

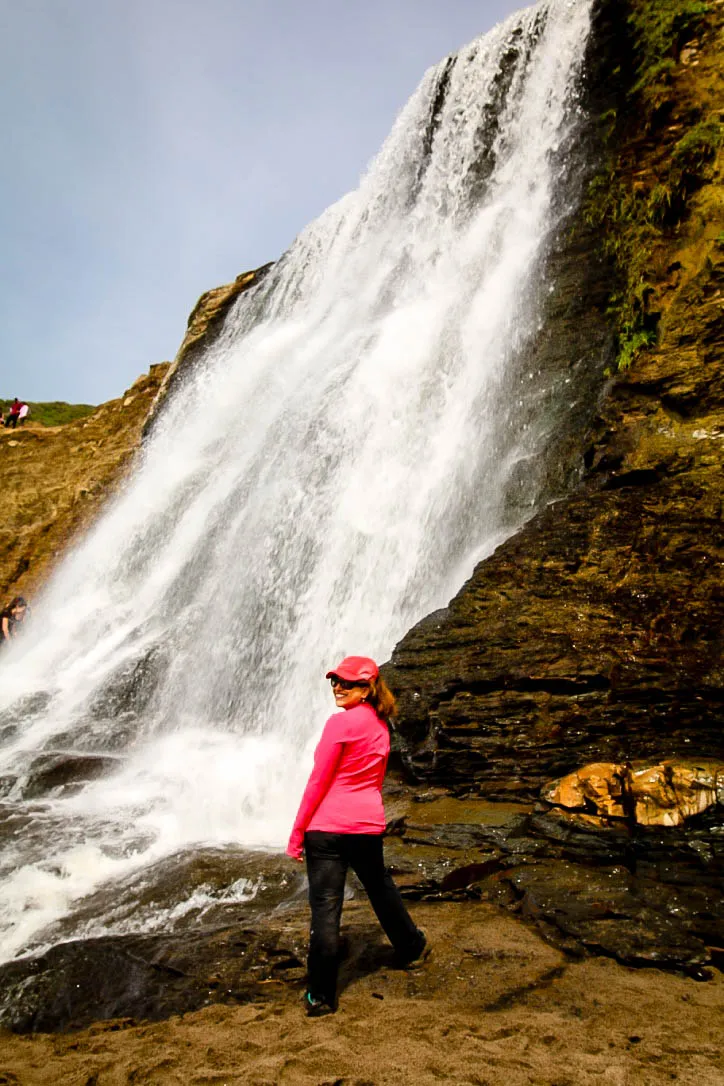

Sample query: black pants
[304,830,424,1006]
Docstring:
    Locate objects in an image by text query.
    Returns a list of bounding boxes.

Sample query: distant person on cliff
[0,597,29,642]
[5,399,22,429]
[287,655,428,1017]
[17,402,29,426]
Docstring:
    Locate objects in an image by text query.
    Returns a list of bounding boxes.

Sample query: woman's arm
[1,616,9,641]
[286,718,345,859]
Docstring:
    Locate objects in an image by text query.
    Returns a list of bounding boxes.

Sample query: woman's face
[11,605,26,622]
[330,677,370,710]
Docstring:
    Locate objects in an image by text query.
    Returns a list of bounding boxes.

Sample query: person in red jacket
[5,399,22,429]
[287,655,427,1017]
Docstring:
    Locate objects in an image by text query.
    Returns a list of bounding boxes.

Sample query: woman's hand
[285,834,304,862]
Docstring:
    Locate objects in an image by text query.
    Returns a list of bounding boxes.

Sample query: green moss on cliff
[582,0,721,371]
[629,0,710,116]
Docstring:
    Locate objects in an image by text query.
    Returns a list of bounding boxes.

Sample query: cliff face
[386,0,724,796]
[0,366,169,602]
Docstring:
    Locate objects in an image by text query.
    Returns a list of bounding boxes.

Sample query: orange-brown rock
[543,761,629,818]
[632,760,723,826]
[0,364,169,602]
[544,759,724,826]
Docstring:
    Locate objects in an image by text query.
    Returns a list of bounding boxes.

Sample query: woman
[287,655,427,1017]
[0,597,28,643]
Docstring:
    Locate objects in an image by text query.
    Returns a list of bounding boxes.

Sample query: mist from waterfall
[0,0,594,960]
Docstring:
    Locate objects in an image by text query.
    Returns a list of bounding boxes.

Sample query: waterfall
[0,0,594,961]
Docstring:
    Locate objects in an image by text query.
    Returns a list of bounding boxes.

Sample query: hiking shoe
[400,931,432,969]
[304,991,335,1017]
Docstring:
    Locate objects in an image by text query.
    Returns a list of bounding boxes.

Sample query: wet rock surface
[0,919,310,1034]
[21,752,123,800]
[0,849,310,1032]
[33,847,309,949]
[383,793,724,977]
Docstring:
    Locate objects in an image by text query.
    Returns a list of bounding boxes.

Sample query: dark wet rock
[0,916,309,1033]
[0,850,310,1033]
[0,693,52,747]
[400,820,517,852]
[503,860,712,972]
[22,752,122,799]
[0,776,16,799]
[87,644,169,723]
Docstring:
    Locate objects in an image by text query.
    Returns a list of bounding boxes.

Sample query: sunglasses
[329,676,367,690]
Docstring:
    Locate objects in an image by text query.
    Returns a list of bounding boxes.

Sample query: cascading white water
[0,0,594,961]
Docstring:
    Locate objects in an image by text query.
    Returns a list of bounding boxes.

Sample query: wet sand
[1,901,721,1085]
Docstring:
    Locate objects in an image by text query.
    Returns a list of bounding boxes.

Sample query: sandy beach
[1,901,721,1086]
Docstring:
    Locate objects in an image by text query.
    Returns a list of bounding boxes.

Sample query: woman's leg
[346,834,425,962]
[304,831,348,1007]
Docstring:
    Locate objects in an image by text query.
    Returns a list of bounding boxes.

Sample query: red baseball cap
[325,655,379,682]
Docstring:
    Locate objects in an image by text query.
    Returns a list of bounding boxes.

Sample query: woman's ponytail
[365,675,397,723]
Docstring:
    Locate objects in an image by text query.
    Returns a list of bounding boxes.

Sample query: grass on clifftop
[630,0,711,119]
[583,0,720,372]
[0,400,96,427]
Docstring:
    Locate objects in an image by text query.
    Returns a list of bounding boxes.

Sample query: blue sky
[1,1,524,404]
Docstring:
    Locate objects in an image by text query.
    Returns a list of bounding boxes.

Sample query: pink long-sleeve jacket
[286,702,389,859]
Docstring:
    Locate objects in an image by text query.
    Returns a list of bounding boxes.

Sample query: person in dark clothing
[1,597,28,642]
[287,655,428,1017]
